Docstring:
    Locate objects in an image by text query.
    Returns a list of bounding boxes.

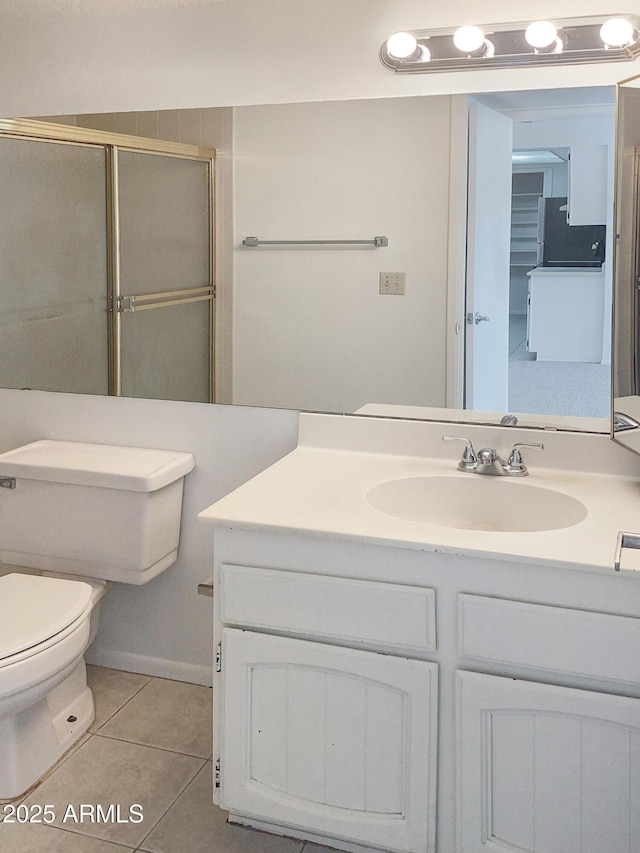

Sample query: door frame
[445,95,469,409]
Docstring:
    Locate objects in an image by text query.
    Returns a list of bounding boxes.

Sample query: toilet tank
[0,441,195,584]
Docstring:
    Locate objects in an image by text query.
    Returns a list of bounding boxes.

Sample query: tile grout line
[90,673,155,733]
[17,750,207,850]
[93,730,213,760]
[133,758,210,852]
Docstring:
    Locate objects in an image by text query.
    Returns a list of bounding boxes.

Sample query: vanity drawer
[221,564,436,652]
[459,593,640,685]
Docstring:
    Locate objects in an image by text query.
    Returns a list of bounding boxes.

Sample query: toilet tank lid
[0,441,195,492]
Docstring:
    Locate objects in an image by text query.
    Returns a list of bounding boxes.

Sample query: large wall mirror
[0,83,619,434]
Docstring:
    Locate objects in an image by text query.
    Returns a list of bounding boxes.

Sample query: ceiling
[475,85,616,120]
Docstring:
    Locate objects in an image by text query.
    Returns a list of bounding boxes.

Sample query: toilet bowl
[0,440,194,800]
[0,573,105,801]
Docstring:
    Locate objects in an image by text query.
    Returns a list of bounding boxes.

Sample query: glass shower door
[0,136,109,394]
[115,149,214,402]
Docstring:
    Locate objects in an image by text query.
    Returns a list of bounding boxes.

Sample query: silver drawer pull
[614,531,640,571]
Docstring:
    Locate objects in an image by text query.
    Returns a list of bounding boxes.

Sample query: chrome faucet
[499,413,518,426]
[442,436,544,477]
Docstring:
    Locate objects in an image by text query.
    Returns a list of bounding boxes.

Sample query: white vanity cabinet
[457,594,640,853]
[207,527,640,853]
[216,561,439,853]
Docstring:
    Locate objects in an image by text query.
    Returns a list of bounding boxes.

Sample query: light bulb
[453,25,485,54]
[600,17,635,48]
[386,32,418,59]
[525,20,558,50]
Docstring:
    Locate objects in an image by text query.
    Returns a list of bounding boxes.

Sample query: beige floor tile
[0,733,92,810]
[99,677,212,757]
[21,735,204,848]
[87,665,151,731]
[301,844,351,852]
[138,763,303,853]
[0,820,134,852]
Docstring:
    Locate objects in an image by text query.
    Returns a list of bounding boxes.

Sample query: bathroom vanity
[199,413,640,853]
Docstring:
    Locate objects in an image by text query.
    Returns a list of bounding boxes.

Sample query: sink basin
[366,476,587,532]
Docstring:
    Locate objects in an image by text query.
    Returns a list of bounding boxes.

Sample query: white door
[465,100,513,411]
[221,628,438,853]
[458,670,640,853]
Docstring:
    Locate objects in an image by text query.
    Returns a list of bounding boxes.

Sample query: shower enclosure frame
[0,118,217,402]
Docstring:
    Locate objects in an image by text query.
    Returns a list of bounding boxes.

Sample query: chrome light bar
[381,15,640,74]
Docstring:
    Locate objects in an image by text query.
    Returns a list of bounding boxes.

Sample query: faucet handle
[505,442,544,476]
[442,435,478,472]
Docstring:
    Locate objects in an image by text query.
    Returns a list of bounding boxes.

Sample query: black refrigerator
[537,196,606,267]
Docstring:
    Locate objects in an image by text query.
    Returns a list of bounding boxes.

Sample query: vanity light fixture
[600,16,636,48]
[381,14,640,73]
[386,31,431,61]
[524,21,562,54]
[452,25,492,57]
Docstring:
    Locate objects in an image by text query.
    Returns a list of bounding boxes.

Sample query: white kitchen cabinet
[220,628,437,853]
[458,670,640,853]
[527,266,605,362]
[568,145,608,226]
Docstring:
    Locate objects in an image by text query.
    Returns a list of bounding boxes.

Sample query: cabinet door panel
[223,628,437,853]
[458,671,640,853]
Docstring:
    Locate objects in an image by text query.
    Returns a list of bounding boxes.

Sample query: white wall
[233,96,452,412]
[0,0,635,678]
[0,388,299,684]
[0,0,635,117]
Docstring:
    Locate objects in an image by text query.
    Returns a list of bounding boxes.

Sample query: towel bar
[242,236,388,247]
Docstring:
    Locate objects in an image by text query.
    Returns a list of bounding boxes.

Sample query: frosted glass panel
[118,151,211,294]
[0,137,108,393]
[120,300,211,402]
[117,151,212,401]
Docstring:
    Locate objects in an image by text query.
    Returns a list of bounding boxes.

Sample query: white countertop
[198,414,640,576]
[527,266,605,275]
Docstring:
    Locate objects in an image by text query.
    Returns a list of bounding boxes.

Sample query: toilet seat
[0,573,93,664]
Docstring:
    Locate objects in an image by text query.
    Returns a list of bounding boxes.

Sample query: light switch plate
[379,272,406,295]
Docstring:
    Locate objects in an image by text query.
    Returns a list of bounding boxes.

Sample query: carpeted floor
[509,359,610,418]
[508,314,610,418]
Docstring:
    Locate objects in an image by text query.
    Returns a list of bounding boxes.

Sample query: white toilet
[0,440,194,801]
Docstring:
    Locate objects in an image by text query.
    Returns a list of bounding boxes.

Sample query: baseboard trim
[85,647,213,687]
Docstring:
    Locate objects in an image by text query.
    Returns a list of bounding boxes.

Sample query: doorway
[464,87,614,422]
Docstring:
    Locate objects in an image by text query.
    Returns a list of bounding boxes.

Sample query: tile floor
[0,666,345,853]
